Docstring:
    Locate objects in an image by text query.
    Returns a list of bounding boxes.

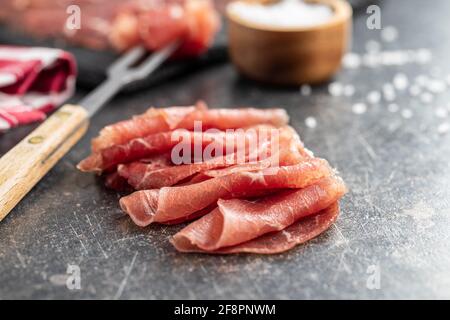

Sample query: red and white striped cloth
[0,46,77,131]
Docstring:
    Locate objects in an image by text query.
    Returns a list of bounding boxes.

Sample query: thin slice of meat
[117,145,255,189]
[138,153,174,169]
[104,172,131,192]
[171,176,346,252]
[90,102,289,151]
[110,0,220,55]
[78,125,275,173]
[119,158,333,226]
[117,126,300,189]
[117,152,232,189]
[218,203,340,254]
[91,102,206,152]
[176,125,309,184]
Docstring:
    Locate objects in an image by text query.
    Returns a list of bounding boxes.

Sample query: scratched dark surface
[1,0,450,299]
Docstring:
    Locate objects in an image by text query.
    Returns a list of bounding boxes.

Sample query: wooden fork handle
[0,104,89,222]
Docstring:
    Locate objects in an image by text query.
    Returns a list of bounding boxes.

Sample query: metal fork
[0,43,179,221]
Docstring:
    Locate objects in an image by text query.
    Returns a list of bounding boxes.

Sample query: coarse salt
[382,83,396,101]
[437,122,449,134]
[435,107,448,118]
[427,79,446,93]
[342,53,361,69]
[393,73,409,90]
[228,0,333,28]
[300,84,312,96]
[343,84,355,97]
[401,108,413,119]
[365,40,381,53]
[381,26,399,43]
[328,82,344,96]
[367,91,381,104]
[352,103,367,115]
[305,116,317,128]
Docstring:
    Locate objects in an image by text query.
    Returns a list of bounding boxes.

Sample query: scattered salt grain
[305,116,317,128]
[420,92,434,104]
[328,82,344,96]
[388,103,399,113]
[343,84,355,97]
[409,85,421,96]
[427,79,446,93]
[367,91,381,104]
[379,51,408,66]
[352,103,367,115]
[393,73,409,90]
[382,83,396,101]
[415,48,432,64]
[228,0,334,28]
[342,53,361,69]
[437,122,449,134]
[365,40,381,53]
[381,26,399,43]
[435,107,448,118]
[300,84,312,96]
[362,54,380,68]
[401,109,413,119]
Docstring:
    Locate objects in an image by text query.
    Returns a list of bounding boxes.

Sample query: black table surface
[1,0,450,299]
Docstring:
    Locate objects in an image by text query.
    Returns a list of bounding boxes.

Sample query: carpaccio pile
[77,102,347,254]
[0,0,220,57]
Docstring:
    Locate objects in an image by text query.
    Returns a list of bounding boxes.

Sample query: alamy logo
[366,264,381,290]
[169,121,280,169]
[66,5,81,30]
[66,264,81,290]
[366,5,381,30]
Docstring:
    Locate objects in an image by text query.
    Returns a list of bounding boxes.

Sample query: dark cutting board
[0,25,228,91]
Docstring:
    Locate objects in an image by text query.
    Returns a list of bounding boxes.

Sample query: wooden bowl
[226,0,352,85]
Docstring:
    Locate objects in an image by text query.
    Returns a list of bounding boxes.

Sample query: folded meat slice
[110,0,220,56]
[119,158,333,226]
[104,172,130,191]
[79,125,276,173]
[193,127,311,181]
[90,102,289,151]
[219,203,340,254]
[117,126,304,189]
[118,152,236,189]
[91,103,205,152]
[171,176,346,253]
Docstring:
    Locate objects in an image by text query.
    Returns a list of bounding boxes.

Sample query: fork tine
[107,46,147,75]
[123,42,180,83]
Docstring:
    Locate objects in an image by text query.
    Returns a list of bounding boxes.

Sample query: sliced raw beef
[171,176,346,253]
[218,203,340,254]
[76,104,348,255]
[118,153,232,189]
[78,125,276,172]
[110,0,220,55]
[90,102,289,151]
[117,126,302,189]
[104,172,131,192]
[0,0,220,55]
[119,158,333,226]
[91,102,206,152]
